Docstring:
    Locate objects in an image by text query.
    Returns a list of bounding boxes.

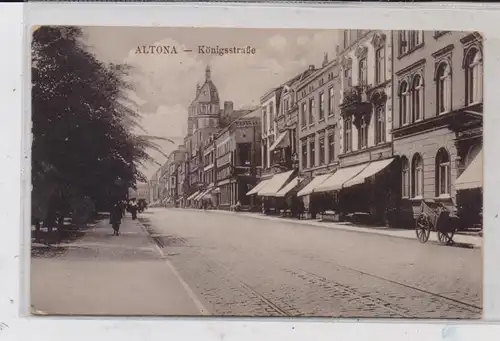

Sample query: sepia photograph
[30,26,483,318]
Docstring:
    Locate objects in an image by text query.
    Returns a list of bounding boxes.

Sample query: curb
[163,208,482,249]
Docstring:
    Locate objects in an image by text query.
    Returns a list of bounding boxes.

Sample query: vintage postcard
[30,26,483,318]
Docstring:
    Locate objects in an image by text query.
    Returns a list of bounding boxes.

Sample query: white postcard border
[0,2,499,341]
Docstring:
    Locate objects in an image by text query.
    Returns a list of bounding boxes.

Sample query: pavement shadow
[31,213,110,257]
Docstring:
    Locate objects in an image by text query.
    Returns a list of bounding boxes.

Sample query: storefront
[257,169,296,214]
[455,149,483,230]
[313,157,399,224]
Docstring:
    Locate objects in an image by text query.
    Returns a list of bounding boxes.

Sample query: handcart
[415,199,458,245]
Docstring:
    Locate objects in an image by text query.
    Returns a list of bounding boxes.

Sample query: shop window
[436,62,451,114]
[411,74,424,122]
[465,47,483,105]
[411,153,423,198]
[436,148,451,196]
[399,81,410,125]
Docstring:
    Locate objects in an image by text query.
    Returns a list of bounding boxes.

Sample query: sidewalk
[175,208,482,248]
[31,215,204,316]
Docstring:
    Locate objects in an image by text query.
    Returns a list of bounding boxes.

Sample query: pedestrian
[129,199,138,220]
[109,202,123,236]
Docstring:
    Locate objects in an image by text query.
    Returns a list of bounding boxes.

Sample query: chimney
[308,64,315,71]
[322,53,329,67]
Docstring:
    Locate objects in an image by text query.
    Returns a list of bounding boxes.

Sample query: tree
[31,26,158,231]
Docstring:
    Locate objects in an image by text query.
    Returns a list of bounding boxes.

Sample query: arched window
[401,156,410,198]
[436,62,451,114]
[465,48,483,105]
[399,81,410,126]
[411,153,423,198]
[436,148,451,196]
[358,116,368,149]
[411,75,424,122]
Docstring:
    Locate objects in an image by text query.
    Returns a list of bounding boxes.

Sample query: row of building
[149,30,483,228]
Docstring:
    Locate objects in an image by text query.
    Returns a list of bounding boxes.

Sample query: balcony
[340,85,372,118]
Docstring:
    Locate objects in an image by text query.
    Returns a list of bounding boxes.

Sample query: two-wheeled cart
[415,199,458,245]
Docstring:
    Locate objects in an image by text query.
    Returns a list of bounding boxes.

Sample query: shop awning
[187,190,200,201]
[193,190,207,201]
[258,170,295,196]
[456,149,483,191]
[275,177,300,197]
[246,179,270,196]
[314,163,368,193]
[297,173,331,197]
[343,158,395,188]
[269,131,289,152]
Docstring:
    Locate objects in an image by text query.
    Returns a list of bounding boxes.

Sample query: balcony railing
[340,85,372,117]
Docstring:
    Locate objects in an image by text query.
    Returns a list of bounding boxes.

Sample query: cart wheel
[437,230,455,245]
[415,213,431,243]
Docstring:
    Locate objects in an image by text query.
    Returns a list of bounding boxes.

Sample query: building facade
[391,30,483,223]
[297,56,341,179]
[215,108,262,209]
[302,30,397,223]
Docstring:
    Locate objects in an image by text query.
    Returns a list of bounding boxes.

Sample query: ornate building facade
[392,30,483,227]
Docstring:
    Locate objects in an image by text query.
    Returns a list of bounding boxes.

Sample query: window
[375,105,386,144]
[328,131,335,163]
[359,58,368,86]
[301,102,307,127]
[308,98,315,124]
[436,148,451,196]
[319,92,325,120]
[358,116,368,149]
[344,66,352,86]
[328,87,335,115]
[263,142,268,169]
[319,137,325,165]
[411,153,423,198]
[343,30,349,48]
[291,128,297,154]
[399,81,410,125]
[399,30,423,55]
[344,118,352,153]
[301,141,307,169]
[262,108,267,132]
[309,140,316,168]
[399,31,409,55]
[269,102,274,131]
[411,75,424,122]
[284,99,289,113]
[465,48,483,105]
[401,157,409,198]
[375,47,385,84]
[411,31,423,47]
[436,62,451,114]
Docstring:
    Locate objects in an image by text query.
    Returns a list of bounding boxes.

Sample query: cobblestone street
[140,208,482,318]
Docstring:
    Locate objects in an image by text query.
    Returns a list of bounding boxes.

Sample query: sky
[82,26,341,179]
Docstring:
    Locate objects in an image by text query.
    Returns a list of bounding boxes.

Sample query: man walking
[110,202,123,236]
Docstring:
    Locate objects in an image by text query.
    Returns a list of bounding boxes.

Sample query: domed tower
[189,65,222,150]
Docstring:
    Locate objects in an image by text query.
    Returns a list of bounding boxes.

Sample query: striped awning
[187,190,201,201]
[246,179,270,196]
